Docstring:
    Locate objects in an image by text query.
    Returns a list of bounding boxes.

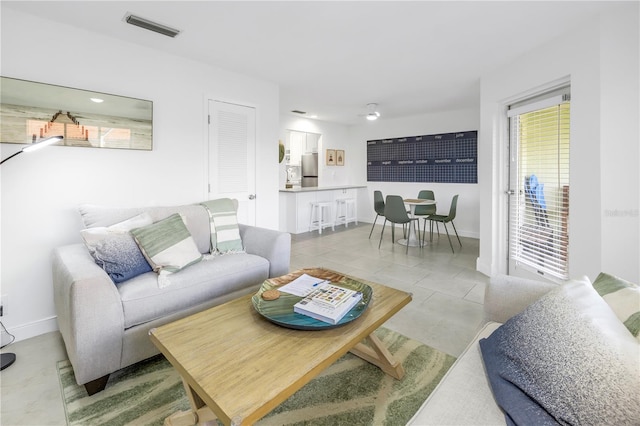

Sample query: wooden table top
[149,268,412,426]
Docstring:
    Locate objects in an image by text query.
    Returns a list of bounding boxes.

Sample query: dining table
[398,198,436,247]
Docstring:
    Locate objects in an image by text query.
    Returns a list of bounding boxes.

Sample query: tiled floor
[0,222,488,426]
[289,223,488,357]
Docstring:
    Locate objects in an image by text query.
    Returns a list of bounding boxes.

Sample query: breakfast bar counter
[279,184,366,193]
[279,185,366,234]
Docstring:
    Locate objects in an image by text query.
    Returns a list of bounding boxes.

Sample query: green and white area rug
[58,328,455,426]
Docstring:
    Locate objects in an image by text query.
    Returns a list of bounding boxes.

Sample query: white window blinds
[509,93,570,279]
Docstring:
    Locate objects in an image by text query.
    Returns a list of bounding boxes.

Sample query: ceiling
[3,1,619,125]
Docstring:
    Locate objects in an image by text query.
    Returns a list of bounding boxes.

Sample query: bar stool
[335,198,357,228]
[309,201,335,234]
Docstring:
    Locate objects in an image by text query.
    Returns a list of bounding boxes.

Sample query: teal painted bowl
[252,276,372,330]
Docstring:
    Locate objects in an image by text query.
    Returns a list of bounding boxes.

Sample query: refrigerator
[301,153,318,187]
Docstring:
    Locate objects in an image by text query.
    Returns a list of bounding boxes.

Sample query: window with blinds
[508,94,570,279]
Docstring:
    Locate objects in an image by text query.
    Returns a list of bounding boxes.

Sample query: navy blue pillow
[93,233,152,283]
[479,335,559,426]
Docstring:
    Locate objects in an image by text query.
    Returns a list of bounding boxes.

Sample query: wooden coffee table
[149,268,412,426]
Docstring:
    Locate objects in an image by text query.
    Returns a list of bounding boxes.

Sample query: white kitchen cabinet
[286,130,321,167]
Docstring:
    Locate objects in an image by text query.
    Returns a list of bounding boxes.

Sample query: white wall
[348,108,481,238]
[0,8,280,341]
[477,4,639,283]
[599,8,640,283]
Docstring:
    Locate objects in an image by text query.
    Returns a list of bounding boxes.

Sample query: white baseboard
[476,257,492,277]
[8,316,58,343]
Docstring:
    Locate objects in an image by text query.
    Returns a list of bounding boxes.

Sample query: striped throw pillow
[201,198,243,253]
[131,213,203,277]
[593,272,640,342]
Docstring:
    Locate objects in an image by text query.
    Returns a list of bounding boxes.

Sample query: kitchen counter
[279,185,366,233]
[279,185,366,193]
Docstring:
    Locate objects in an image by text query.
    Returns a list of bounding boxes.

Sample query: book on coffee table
[294,283,363,324]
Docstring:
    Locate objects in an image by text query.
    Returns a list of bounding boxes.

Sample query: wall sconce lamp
[0,136,63,165]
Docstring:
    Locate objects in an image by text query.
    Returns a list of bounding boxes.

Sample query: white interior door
[208,100,256,225]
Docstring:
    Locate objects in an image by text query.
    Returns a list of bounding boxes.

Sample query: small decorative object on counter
[285,167,293,189]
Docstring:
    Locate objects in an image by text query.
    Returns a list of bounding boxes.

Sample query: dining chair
[428,194,462,253]
[413,190,436,245]
[368,190,385,239]
[378,195,421,254]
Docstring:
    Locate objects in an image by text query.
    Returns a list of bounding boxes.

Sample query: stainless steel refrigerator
[301,153,318,187]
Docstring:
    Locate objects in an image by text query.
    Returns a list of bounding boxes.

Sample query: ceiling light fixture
[124,14,181,38]
[365,103,381,121]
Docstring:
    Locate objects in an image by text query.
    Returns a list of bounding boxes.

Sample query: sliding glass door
[507,90,571,280]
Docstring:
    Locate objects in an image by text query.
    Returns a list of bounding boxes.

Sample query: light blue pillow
[80,212,154,284]
[92,233,152,283]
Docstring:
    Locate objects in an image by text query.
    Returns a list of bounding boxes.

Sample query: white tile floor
[0,222,488,426]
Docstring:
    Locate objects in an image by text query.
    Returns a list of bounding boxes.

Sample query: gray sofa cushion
[118,253,269,328]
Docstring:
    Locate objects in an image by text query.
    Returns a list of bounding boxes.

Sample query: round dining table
[398,198,436,247]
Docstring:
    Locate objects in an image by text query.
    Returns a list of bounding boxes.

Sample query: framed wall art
[336,150,344,166]
[326,149,336,166]
[0,76,153,150]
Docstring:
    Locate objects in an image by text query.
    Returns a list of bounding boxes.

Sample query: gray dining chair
[413,190,436,245]
[378,195,420,254]
[368,190,385,239]
[429,194,462,253]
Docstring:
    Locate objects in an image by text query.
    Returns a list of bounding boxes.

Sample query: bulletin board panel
[367,130,477,183]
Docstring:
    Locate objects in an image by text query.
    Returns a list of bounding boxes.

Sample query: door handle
[248,194,256,200]
[506,190,516,195]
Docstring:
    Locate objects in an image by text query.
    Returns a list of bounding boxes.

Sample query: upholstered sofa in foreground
[408,273,640,425]
[52,201,291,395]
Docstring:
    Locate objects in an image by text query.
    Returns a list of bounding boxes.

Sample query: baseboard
[476,257,492,277]
[8,315,58,343]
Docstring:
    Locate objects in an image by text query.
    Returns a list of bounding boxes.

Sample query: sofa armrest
[52,244,125,385]
[239,224,291,278]
[484,274,558,323]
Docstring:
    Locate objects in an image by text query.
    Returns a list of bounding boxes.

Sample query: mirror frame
[0,76,153,150]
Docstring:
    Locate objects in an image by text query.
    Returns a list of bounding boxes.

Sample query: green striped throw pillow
[131,213,202,278]
[201,198,243,253]
[593,272,640,342]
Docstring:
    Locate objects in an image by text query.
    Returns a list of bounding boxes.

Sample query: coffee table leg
[164,378,218,426]
[349,333,405,380]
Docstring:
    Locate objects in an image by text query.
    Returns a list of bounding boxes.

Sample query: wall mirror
[0,76,152,150]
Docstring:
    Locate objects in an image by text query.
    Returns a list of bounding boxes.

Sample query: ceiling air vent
[125,14,181,38]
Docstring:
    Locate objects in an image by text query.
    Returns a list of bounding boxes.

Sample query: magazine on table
[278,273,329,297]
[293,282,363,324]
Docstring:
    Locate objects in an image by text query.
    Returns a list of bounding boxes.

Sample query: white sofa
[408,273,640,425]
[52,201,291,395]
